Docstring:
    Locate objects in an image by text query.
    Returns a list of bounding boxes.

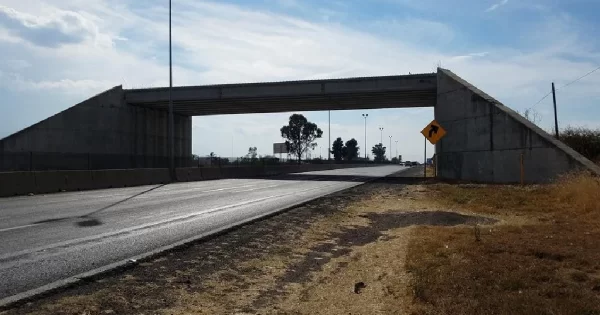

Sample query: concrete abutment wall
[435,68,600,183]
[0,86,192,171]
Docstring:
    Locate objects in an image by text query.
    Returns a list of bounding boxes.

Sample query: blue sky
[0,0,599,162]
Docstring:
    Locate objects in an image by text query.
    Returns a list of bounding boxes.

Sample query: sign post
[424,136,427,178]
[420,120,447,178]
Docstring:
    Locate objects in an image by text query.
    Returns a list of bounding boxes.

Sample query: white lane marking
[233,184,280,193]
[0,223,41,233]
[134,183,270,198]
[0,195,281,264]
[0,168,400,261]
[0,180,343,264]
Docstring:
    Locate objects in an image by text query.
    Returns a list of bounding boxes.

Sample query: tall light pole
[328,110,331,160]
[168,0,175,180]
[379,127,384,145]
[395,140,398,159]
[362,114,368,159]
[389,135,392,161]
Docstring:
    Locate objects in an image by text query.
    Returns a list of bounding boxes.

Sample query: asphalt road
[0,165,405,303]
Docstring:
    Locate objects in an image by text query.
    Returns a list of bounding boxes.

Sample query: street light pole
[395,140,398,159]
[168,0,175,180]
[379,127,384,145]
[389,135,392,161]
[328,110,331,161]
[362,114,368,159]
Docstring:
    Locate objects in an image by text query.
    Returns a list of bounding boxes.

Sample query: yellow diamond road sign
[421,120,447,145]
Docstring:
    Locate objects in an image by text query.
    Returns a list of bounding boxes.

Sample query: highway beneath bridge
[0,165,404,304]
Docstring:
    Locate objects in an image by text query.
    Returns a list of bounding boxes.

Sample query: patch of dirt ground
[4,170,598,315]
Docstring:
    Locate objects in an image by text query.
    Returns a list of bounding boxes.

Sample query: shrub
[559,126,600,164]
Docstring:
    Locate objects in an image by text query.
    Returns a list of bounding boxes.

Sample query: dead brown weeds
[406,172,600,315]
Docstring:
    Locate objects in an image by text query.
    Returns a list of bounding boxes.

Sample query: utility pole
[379,127,384,145]
[168,0,175,180]
[328,110,331,161]
[552,82,559,138]
[362,114,368,159]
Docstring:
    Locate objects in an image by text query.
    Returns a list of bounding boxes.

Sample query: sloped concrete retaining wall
[435,68,600,183]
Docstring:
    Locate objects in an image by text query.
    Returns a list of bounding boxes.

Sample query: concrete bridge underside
[124,73,437,115]
[1,69,598,182]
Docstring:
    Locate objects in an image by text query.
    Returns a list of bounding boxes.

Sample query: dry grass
[406,172,600,315]
[425,166,435,177]
[5,172,600,315]
[1,181,431,315]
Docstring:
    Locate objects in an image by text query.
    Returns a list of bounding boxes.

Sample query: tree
[240,147,259,164]
[391,157,399,163]
[331,137,344,161]
[344,138,359,161]
[371,143,386,162]
[519,108,542,125]
[208,152,216,166]
[280,114,323,163]
[247,147,258,159]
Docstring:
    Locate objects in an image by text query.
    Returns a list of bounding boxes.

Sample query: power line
[560,65,600,89]
[530,65,600,109]
[530,91,553,109]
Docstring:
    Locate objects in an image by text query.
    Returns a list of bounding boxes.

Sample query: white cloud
[371,18,455,46]
[0,70,113,95]
[0,4,113,48]
[485,0,508,12]
[0,0,598,159]
[2,59,30,70]
[449,51,489,62]
[274,0,302,9]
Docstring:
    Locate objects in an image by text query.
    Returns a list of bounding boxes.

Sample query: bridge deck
[124,73,437,116]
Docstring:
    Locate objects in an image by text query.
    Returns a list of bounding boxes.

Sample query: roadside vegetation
[559,126,600,165]
[406,171,600,314]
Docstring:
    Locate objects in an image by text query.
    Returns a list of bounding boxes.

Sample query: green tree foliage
[280,114,323,163]
[331,137,344,161]
[559,127,600,163]
[371,143,386,162]
[344,138,359,161]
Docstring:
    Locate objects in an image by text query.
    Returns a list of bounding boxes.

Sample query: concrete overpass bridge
[1,69,598,183]
[124,73,437,115]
